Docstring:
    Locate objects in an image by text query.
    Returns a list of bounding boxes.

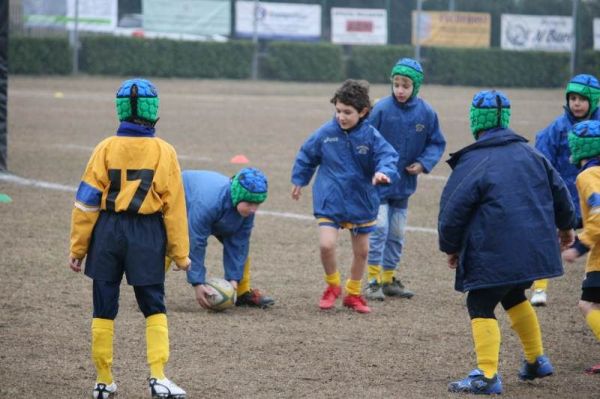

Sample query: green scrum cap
[115,78,159,125]
[390,58,424,98]
[568,120,600,165]
[565,74,600,118]
[469,90,511,139]
[230,167,268,207]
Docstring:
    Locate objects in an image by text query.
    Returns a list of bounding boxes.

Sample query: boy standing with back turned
[69,78,190,399]
[438,90,575,395]
[365,58,446,300]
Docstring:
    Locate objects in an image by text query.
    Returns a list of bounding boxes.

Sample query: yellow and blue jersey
[69,122,189,265]
[577,162,600,279]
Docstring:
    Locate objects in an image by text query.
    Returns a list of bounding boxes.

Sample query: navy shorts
[85,211,166,286]
[466,282,533,319]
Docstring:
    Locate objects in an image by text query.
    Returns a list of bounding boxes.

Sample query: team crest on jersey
[324,137,339,143]
[356,145,370,154]
[416,123,425,132]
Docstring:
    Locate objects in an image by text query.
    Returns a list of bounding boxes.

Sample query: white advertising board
[501,14,573,52]
[235,1,321,41]
[331,7,387,45]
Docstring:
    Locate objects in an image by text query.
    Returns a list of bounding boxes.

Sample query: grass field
[0,76,598,398]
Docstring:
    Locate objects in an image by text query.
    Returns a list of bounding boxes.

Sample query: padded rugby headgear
[469,90,511,139]
[115,78,159,125]
[391,58,424,98]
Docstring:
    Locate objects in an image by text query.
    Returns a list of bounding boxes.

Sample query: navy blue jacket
[438,128,576,292]
[369,95,446,202]
[291,118,398,224]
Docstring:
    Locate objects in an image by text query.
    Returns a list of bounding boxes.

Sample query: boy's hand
[558,229,575,250]
[194,284,214,309]
[447,253,459,269]
[562,247,580,263]
[405,162,424,175]
[372,172,391,185]
[291,185,302,200]
[68,256,83,272]
[173,257,191,271]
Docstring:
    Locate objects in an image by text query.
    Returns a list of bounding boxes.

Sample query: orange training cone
[230,154,249,164]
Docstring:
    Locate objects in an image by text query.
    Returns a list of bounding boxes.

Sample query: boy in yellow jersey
[438,90,576,394]
[68,78,190,399]
[563,119,600,375]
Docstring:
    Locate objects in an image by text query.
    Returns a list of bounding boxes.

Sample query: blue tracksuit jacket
[369,95,446,203]
[438,128,576,292]
[535,107,600,225]
[183,170,253,285]
[291,117,399,224]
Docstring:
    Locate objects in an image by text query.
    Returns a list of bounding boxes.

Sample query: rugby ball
[205,277,236,311]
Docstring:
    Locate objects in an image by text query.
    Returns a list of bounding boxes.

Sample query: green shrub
[9,37,72,75]
[80,36,254,79]
[581,51,600,77]
[422,47,569,87]
[262,41,344,82]
[346,45,570,88]
[346,45,413,83]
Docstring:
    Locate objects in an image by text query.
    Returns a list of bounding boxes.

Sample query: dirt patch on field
[0,77,597,398]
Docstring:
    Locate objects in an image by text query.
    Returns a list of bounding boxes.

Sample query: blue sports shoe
[448,369,503,395]
[518,355,554,381]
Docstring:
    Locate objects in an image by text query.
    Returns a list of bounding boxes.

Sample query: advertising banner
[331,7,387,45]
[66,0,117,32]
[23,0,67,28]
[501,14,573,52]
[235,1,321,41]
[412,11,490,48]
[23,0,117,32]
[143,0,230,36]
[595,18,600,51]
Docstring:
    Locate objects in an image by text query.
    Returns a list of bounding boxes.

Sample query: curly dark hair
[330,79,371,115]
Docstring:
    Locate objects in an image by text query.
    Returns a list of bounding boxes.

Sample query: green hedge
[9,36,582,88]
[346,45,570,88]
[422,47,570,87]
[9,36,71,75]
[346,45,413,83]
[262,41,344,82]
[581,51,600,77]
[80,36,254,79]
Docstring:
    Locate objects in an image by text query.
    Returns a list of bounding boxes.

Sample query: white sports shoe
[530,289,547,306]
[93,382,117,399]
[149,378,186,399]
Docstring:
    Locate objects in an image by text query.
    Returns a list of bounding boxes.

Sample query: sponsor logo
[416,123,425,132]
[324,137,339,143]
[356,145,370,154]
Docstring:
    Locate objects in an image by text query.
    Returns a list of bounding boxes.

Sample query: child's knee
[578,299,594,315]
[319,241,336,255]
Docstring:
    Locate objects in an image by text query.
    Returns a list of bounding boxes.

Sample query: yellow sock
[91,318,114,384]
[381,269,395,284]
[533,279,548,291]
[345,279,362,296]
[471,318,500,378]
[324,271,341,287]
[507,300,543,363]
[237,257,251,296]
[586,309,600,340]
[367,265,381,283]
[146,313,169,380]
